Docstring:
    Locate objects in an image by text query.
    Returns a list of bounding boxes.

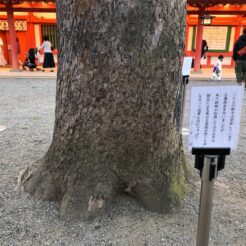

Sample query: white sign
[188,84,244,151]
[182,57,193,76]
[203,26,228,50]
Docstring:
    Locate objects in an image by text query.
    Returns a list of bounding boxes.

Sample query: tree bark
[24,0,187,221]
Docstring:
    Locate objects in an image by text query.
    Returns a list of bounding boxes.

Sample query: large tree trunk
[24,0,187,221]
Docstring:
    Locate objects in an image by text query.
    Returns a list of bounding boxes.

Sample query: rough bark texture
[24,0,187,221]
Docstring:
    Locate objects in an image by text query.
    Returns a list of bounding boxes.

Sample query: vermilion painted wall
[0,31,29,64]
[0,15,57,65]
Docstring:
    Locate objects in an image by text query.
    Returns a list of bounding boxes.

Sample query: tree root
[15,166,33,193]
[59,172,117,221]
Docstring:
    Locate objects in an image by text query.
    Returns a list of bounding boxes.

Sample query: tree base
[22,149,187,222]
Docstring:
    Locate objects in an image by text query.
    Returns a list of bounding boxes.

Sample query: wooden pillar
[194,13,204,72]
[185,24,189,54]
[6,3,19,70]
[234,25,242,42]
[27,13,36,48]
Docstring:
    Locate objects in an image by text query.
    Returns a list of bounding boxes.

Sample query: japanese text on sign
[188,85,244,151]
[203,26,228,50]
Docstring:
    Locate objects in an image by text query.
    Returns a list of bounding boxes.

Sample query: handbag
[213,64,219,73]
[237,46,246,56]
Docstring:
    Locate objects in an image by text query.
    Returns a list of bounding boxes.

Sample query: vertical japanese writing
[220,93,228,133]
[212,93,219,142]
[195,94,202,140]
[228,93,236,141]
[203,93,211,146]
[189,85,243,151]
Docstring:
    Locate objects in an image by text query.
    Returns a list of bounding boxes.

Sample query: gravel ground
[0,78,245,246]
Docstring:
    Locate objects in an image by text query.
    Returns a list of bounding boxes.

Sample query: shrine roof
[188,0,245,7]
[0,0,55,3]
[0,1,56,12]
[0,0,244,7]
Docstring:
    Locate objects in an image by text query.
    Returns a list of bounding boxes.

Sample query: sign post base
[196,156,217,246]
[192,148,230,246]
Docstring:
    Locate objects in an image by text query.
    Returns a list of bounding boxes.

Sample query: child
[210,55,224,81]
[22,48,37,71]
[34,48,40,65]
[34,48,41,71]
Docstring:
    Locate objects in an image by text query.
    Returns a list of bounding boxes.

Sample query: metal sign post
[188,84,244,246]
[179,57,193,133]
[192,148,230,246]
[179,75,189,133]
[196,156,217,246]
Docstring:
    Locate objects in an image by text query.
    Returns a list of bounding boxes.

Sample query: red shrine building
[0,1,56,70]
[187,0,246,71]
[0,0,246,71]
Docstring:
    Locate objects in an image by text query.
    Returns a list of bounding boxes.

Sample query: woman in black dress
[39,36,55,72]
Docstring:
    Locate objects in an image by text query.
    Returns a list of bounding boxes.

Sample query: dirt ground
[0,78,245,245]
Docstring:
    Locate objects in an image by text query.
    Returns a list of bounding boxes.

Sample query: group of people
[2,30,246,80]
[23,36,55,72]
[208,28,246,84]
[196,39,224,82]
[0,36,55,72]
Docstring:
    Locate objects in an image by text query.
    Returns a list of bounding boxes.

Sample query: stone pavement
[0,67,57,79]
[0,67,237,81]
[190,68,236,81]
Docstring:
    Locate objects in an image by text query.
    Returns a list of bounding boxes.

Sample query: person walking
[201,40,208,59]
[39,36,55,72]
[210,55,224,82]
[233,28,246,84]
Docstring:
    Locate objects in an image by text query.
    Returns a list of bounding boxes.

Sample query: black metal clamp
[182,75,189,85]
[192,148,230,180]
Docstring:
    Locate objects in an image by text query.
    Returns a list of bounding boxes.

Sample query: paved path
[190,68,236,81]
[0,67,236,80]
[0,68,57,79]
